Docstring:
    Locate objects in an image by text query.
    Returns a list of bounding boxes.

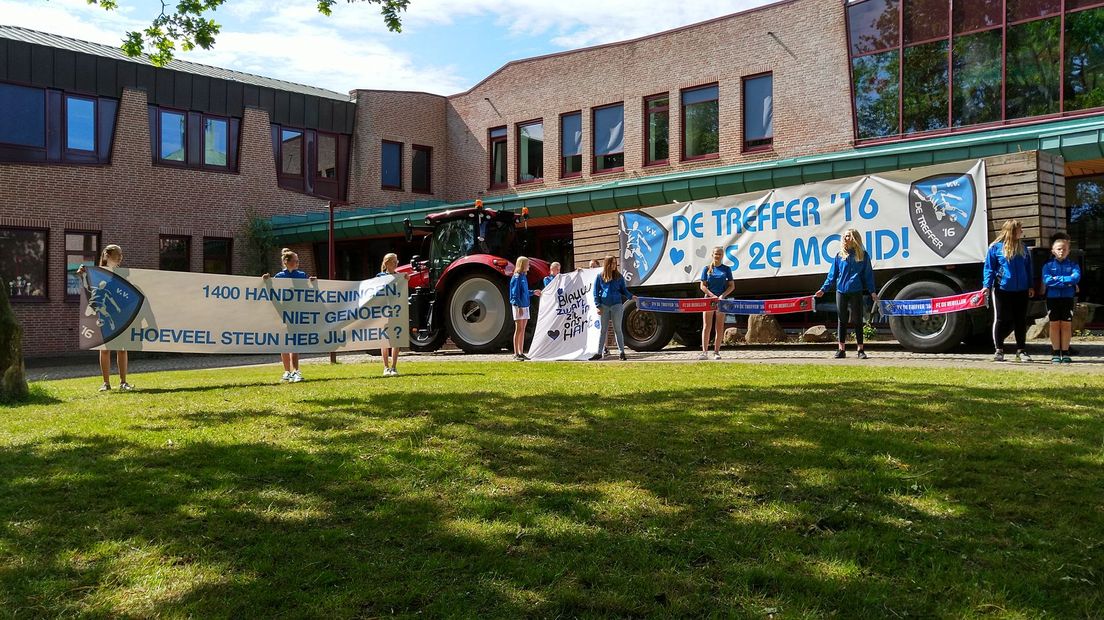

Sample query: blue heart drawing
[547,329,561,340]
[669,248,685,265]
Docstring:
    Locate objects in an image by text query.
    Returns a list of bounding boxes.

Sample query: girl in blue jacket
[983,220,1035,362]
[815,229,877,359]
[509,256,540,361]
[1041,236,1080,363]
[593,255,633,360]
[699,246,734,360]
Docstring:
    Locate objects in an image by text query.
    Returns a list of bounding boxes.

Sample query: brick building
[3,0,1104,355]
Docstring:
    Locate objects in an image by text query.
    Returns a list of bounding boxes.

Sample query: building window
[903,40,950,133]
[1,228,48,301]
[852,50,901,139]
[1067,174,1104,308]
[742,75,773,151]
[1066,6,1104,113]
[952,29,1003,126]
[1006,16,1061,119]
[381,140,402,190]
[65,231,99,300]
[517,120,544,184]
[159,235,191,272]
[317,133,337,179]
[560,112,583,178]
[489,126,507,188]
[65,96,96,153]
[280,129,303,176]
[411,145,432,194]
[0,83,45,148]
[848,0,900,56]
[159,110,186,163]
[681,85,719,160]
[644,95,669,166]
[204,117,228,167]
[592,103,624,173]
[203,237,232,274]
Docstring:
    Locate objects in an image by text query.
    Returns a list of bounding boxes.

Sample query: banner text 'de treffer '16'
[618,160,987,287]
[78,267,408,353]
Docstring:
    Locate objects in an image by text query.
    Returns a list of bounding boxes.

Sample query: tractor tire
[408,328,447,352]
[888,280,969,353]
[623,298,676,352]
[673,322,703,348]
[445,272,513,354]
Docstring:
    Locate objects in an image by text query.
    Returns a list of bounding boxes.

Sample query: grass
[1,361,1103,618]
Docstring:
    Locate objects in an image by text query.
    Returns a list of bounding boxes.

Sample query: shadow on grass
[1,379,1102,617]
[2,383,63,408]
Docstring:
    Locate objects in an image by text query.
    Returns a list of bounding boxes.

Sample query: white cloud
[1,0,775,95]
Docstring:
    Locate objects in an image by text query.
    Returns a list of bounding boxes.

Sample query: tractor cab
[401,203,549,353]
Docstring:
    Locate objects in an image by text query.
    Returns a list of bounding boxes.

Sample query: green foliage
[2,362,1103,615]
[242,212,275,276]
[0,282,28,404]
[88,0,411,66]
[862,321,878,342]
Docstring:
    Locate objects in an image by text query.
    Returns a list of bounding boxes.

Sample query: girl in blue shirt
[593,255,633,360]
[1041,236,1080,363]
[76,244,134,392]
[699,247,734,360]
[983,220,1035,362]
[815,229,877,359]
[543,261,561,288]
[509,256,540,360]
[262,248,316,382]
[377,252,409,376]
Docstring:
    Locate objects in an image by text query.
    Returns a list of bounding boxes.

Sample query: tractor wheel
[408,327,446,352]
[888,280,968,353]
[445,272,513,354]
[623,298,676,351]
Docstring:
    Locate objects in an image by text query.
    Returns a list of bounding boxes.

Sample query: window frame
[489,126,508,189]
[158,234,192,272]
[277,127,305,179]
[591,101,626,174]
[411,144,433,194]
[1,226,49,303]
[63,94,98,155]
[381,139,404,191]
[741,73,775,152]
[202,236,233,275]
[0,81,47,151]
[516,118,544,186]
[559,111,584,179]
[201,114,231,171]
[156,107,189,167]
[680,83,720,162]
[63,229,100,302]
[314,130,339,182]
[643,93,670,167]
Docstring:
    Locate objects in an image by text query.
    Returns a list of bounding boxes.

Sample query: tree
[88,0,410,67]
[0,282,29,404]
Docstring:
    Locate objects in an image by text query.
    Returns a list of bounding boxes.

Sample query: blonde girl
[76,244,133,391]
[592,255,633,360]
[698,246,734,360]
[1041,236,1079,363]
[816,229,876,359]
[983,220,1035,362]
[509,256,540,360]
[262,248,316,382]
[378,253,407,376]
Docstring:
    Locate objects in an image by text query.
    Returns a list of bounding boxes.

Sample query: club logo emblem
[908,173,977,258]
[79,267,145,348]
[619,211,668,285]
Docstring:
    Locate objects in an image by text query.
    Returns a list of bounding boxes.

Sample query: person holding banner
[1041,236,1080,364]
[262,248,317,381]
[76,244,134,392]
[699,247,735,360]
[544,262,561,288]
[984,220,1035,363]
[510,256,540,361]
[378,253,408,376]
[815,230,877,359]
[592,255,633,361]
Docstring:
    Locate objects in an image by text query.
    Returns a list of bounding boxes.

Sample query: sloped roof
[0,24,351,102]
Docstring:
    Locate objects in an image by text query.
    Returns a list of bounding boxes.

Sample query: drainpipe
[329,200,337,365]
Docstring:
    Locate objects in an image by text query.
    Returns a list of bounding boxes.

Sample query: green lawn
[2,361,1103,618]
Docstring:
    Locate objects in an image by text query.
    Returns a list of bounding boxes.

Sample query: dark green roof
[273,114,1104,243]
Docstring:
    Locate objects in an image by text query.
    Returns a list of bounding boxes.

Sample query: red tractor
[401,202,550,353]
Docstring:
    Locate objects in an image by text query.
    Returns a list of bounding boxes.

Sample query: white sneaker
[119,382,134,391]
[698,352,707,360]
[281,371,292,382]
[290,370,303,383]
[391,368,399,376]
[1018,351,1033,363]
[714,353,722,360]
[98,382,111,392]
[383,368,392,376]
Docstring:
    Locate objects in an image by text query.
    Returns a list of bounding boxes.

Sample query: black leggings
[837,291,865,346]
[992,288,1029,351]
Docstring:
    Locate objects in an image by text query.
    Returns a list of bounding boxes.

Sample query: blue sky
[0,0,775,95]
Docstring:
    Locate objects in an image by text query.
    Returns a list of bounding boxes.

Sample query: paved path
[27,341,1104,381]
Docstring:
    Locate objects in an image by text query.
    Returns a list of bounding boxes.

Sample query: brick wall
[347,89,449,207]
[442,0,852,203]
[0,87,328,356]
